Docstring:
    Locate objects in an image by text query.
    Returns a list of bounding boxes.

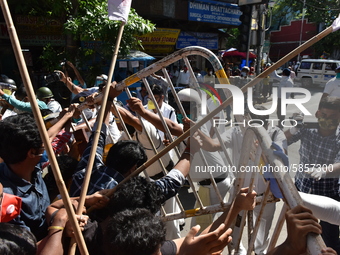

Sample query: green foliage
[223,28,240,50]
[271,0,340,58]
[9,0,155,72]
[64,5,155,57]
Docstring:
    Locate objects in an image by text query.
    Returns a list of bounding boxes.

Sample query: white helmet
[177,88,201,104]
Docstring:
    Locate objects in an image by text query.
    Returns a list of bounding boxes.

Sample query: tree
[272,0,340,59]
[9,0,155,74]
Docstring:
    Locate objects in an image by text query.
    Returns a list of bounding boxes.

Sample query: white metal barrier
[80,46,326,254]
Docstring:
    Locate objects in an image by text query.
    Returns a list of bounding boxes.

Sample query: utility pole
[256,4,265,75]
[297,0,306,62]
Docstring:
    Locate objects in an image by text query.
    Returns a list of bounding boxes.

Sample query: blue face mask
[336,73,340,79]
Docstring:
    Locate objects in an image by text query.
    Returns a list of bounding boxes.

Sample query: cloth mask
[318,117,340,131]
[1,193,22,222]
[2,89,11,95]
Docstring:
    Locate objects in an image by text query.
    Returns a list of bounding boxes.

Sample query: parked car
[296,59,340,88]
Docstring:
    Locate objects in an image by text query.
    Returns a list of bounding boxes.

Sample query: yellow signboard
[143,45,175,54]
[137,28,180,46]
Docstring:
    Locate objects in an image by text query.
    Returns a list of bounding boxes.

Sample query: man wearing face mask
[203,68,215,86]
[145,84,178,140]
[284,96,340,254]
[0,86,48,115]
[320,66,340,101]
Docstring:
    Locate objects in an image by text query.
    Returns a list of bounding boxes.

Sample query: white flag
[332,14,340,32]
[108,0,132,23]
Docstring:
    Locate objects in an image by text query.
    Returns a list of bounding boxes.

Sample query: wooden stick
[0,1,89,254]
[68,21,126,255]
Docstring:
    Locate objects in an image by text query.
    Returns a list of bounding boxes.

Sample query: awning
[222,49,256,59]
[118,50,155,61]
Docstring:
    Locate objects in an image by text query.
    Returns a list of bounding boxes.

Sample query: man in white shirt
[145,84,177,139]
[176,65,190,87]
[274,68,294,128]
[321,66,340,101]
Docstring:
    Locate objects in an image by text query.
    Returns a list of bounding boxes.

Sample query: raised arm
[0,89,47,112]
[47,104,76,141]
[110,104,143,132]
[127,97,183,136]
[66,61,85,87]
[57,70,84,95]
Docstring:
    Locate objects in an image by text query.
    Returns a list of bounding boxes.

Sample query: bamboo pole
[0,1,88,254]
[68,21,126,255]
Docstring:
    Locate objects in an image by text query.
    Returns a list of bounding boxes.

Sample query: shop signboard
[137,28,180,54]
[188,0,241,25]
[176,32,218,50]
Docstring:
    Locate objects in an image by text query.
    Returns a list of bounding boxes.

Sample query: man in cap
[36,87,62,113]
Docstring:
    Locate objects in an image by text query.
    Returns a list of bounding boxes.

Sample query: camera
[44,72,62,85]
[60,59,67,67]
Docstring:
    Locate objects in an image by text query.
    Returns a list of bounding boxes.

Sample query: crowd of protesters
[0,59,338,255]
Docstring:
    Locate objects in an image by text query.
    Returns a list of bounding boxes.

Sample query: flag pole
[68,9,129,255]
[0,0,89,254]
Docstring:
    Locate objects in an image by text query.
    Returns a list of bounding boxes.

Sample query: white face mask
[240,72,247,77]
[209,71,213,75]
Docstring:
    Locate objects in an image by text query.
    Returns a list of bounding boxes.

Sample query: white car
[296,59,340,88]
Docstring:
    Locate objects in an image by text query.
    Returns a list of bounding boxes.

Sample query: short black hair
[319,96,340,111]
[106,140,147,175]
[0,114,43,164]
[150,84,164,96]
[108,176,165,216]
[0,223,37,255]
[105,208,165,255]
